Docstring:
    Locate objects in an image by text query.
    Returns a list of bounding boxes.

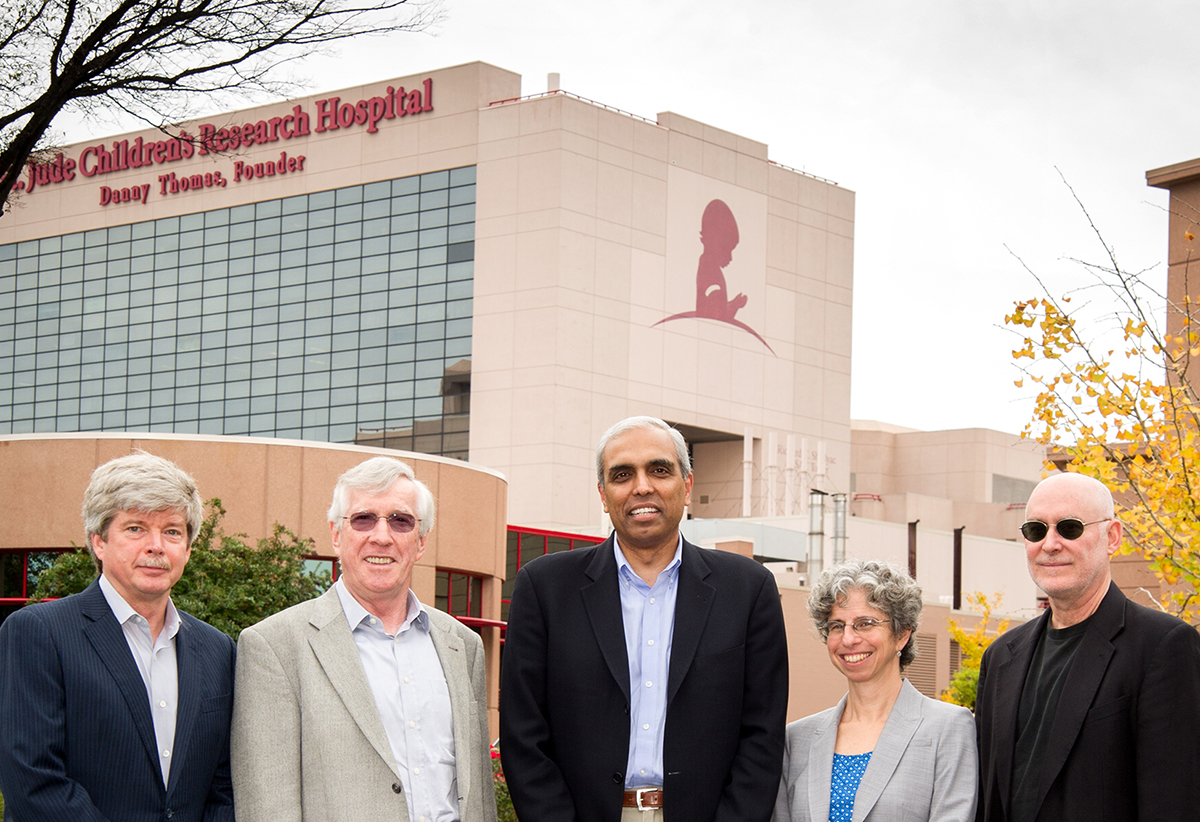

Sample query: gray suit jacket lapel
[306,586,401,780]
[807,695,844,822]
[852,680,923,822]
[429,612,473,809]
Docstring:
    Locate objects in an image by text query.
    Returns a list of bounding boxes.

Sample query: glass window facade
[436,569,483,619]
[0,166,476,459]
[0,549,69,625]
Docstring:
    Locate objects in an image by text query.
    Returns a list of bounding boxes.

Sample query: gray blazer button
[393,783,403,794]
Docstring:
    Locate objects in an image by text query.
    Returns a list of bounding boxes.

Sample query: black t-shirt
[1008,615,1090,822]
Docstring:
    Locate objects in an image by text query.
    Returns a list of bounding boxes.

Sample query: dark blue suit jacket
[0,580,235,822]
[500,536,789,822]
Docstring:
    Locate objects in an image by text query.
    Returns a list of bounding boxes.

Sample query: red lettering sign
[20,78,432,196]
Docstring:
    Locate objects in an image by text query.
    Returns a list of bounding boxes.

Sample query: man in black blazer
[0,452,235,822]
[500,416,788,822]
[975,472,1200,822]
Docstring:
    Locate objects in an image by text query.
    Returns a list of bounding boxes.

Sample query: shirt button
[413,767,421,775]
[409,721,416,728]
[645,681,652,688]
[159,700,167,708]
[369,618,377,625]
[640,769,647,776]
[404,676,410,683]
[647,639,654,646]
[649,597,655,604]
[642,723,649,730]
[163,749,171,758]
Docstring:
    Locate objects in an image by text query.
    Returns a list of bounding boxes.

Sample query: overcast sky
[66,1,1200,436]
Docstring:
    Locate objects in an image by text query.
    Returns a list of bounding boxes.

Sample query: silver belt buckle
[636,788,653,811]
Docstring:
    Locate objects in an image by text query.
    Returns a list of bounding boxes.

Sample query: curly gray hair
[807,559,923,669]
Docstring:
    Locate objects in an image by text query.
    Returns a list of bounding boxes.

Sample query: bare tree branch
[1005,178,1200,623]
[0,0,441,211]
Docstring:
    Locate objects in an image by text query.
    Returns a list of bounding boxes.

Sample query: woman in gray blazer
[772,560,977,822]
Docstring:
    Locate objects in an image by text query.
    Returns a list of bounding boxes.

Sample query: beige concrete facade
[469,90,854,532]
[850,420,1044,532]
[3,60,855,539]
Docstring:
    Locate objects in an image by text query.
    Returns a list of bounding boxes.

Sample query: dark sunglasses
[344,512,419,534]
[1020,518,1110,542]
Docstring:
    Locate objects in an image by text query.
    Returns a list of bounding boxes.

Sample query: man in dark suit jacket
[975,472,1200,822]
[0,452,235,822]
[500,416,788,822]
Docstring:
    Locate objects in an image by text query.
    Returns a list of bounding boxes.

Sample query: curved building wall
[0,431,507,580]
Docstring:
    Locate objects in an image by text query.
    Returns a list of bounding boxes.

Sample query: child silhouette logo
[654,199,775,354]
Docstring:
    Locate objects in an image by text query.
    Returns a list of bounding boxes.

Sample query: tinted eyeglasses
[826,617,890,638]
[344,512,420,534]
[1019,518,1110,542]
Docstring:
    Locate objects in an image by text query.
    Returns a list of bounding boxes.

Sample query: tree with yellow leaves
[941,592,1010,710]
[1006,180,1200,625]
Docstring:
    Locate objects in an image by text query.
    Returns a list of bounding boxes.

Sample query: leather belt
[622,788,664,810]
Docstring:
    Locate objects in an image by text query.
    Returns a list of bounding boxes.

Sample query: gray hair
[808,559,923,669]
[595,416,692,486]
[82,452,204,572]
[327,456,436,537]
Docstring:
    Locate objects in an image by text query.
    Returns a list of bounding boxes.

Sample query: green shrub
[30,499,331,639]
[492,748,517,822]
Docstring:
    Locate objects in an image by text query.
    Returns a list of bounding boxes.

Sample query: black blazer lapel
[79,582,160,780]
[666,540,715,704]
[1035,584,1125,813]
[989,609,1046,817]
[581,539,631,704]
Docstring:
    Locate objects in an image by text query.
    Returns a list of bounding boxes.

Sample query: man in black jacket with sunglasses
[974,472,1200,822]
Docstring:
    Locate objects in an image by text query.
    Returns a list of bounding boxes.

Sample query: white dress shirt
[335,579,459,822]
[98,574,180,787]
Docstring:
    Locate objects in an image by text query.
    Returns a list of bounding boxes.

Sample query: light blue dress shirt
[98,574,180,788]
[335,579,458,822]
[615,535,682,789]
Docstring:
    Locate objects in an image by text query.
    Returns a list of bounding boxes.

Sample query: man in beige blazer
[231,457,496,822]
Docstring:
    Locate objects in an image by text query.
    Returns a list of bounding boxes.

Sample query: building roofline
[1147,156,1200,189]
[0,431,509,482]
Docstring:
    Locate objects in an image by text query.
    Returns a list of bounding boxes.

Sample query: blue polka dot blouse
[829,751,872,822]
